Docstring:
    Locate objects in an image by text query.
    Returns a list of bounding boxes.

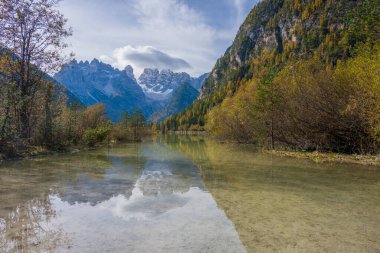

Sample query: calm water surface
[0,136,379,252]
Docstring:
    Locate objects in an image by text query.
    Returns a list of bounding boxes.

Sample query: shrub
[82,125,110,147]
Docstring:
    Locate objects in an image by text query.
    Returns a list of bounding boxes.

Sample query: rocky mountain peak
[54,59,147,121]
[90,58,100,65]
[123,65,135,81]
[55,59,209,121]
[137,68,204,100]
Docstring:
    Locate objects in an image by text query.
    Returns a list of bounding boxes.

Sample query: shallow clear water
[0,136,379,252]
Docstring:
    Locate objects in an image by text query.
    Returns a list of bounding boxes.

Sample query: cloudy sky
[58,0,258,77]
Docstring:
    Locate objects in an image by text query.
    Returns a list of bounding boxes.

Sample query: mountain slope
[55,60,205,122]
[138,68,208,100]
[55,59,150,121]
[164,0,379,131]
[164,83,199,118]
[0,48,82,107]
[149,83,199,122]
[191,73,209,91]
[200,0,375,98]
[138,69,192,100]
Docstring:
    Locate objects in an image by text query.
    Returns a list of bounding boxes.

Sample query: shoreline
[0,139,147,164]
[0,146,80,164]
[266,149,380,166]
[207,137,380,167]
[2,138,380,167]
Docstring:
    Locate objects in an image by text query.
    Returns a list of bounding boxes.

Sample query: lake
[0,136,379,252]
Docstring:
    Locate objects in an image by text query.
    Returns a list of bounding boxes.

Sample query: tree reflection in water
[163,136,380,253]
[0,195,71,252]
[0,151,118,252]
[0,142,247,253]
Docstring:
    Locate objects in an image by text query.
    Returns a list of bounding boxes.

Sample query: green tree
[0,0,72,139]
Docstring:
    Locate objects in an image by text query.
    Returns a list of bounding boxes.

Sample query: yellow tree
[0,0,72,139]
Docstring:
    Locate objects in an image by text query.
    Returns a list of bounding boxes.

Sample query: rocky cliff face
[54,59,149,121]
[155,82,199,121]
[191,73,209,91]
[138,69,191,100]
[55,59,207,121]
[138,68,208,100]
[200,0,360,98]
[164,0,372,129]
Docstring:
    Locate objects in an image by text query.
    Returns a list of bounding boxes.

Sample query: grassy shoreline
[266,149,380,166]
[165,133,380,167]
[0,146,81,164]
[2,136,379,167]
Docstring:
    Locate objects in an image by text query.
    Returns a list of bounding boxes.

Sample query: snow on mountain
[54,59,148,121]
[55,59,209,121]
[138,68,209,100]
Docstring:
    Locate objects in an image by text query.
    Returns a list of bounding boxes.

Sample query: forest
[161,0,380,154]
[1,0,379,159]
[1,1,379,252]
[0,0,148,159]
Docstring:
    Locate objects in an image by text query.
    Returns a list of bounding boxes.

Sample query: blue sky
[58,0,258,77]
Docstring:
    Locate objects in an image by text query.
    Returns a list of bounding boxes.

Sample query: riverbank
[164,134,380,166]
[204,135,380,166]
[0,138,150,164]
[2,136,379,167]
[0,128,152,164]
[0,145,81,164]
[266,149,380,166]
[161,130,209,135]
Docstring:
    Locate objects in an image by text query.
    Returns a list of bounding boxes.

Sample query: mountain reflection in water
[0,140,246,253]
[1,136,380,252]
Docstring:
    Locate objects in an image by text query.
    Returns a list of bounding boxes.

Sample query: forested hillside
[161,83,199,120]
[162,0,380,153]
[0,0,150,159]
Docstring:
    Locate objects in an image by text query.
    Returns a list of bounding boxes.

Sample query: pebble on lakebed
[71,149,80,154]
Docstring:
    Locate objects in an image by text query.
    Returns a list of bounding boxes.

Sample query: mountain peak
[160,69,174,75]
[90,58,100,65]
[54,59,147,121]
[54,58,205,122]
[137,68,208,100]
[142,68,160,76]
[123,65,135,81]
[124,65,133,72]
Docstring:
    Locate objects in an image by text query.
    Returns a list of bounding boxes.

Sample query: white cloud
[103,45,192,77]
[129,0,218,74]
[59,0,258,77]
[233,0,244,21]
[230,0,254,32]
[94,0,218,77]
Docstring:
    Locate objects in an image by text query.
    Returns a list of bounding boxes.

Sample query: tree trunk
[20,102,30,139]
[44,88,53,146]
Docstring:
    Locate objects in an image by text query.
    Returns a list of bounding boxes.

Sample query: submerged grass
[266,149,380,166]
